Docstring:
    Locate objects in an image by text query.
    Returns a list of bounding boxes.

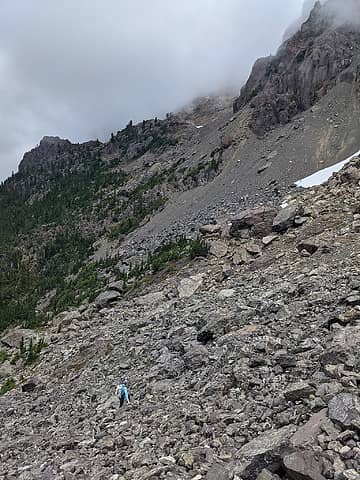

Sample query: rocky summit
[1,1,360,479]
[233,0,360,136]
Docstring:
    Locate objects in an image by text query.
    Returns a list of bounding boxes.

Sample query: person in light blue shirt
[115,381,130,407]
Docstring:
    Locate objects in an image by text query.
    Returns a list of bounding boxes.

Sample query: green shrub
[50,263,105,313]
[189,238,209,259]
[0,350,9,364]
[149,237,209,273]
[0,377,15,396]
[109,195,166,239]
[19,337,47,366]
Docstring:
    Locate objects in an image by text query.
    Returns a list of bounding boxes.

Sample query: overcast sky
[0,0,313,180]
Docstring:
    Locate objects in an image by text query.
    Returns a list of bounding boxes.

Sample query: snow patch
[196,125,204,129]
[295,149,360,188]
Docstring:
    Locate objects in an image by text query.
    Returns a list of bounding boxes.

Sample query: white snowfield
[295,149,360,188]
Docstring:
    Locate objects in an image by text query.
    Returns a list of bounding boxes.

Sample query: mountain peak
[40,135,69,146]
[19,136,72,174]
[233,0,360,135]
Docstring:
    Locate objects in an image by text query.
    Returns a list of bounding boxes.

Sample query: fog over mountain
[0,1,309,180]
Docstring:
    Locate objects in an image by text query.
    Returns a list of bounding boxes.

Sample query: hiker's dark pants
[119,394,130,407]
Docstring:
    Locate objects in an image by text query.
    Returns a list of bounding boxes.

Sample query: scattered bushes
[50,263,105,313]
[0,350,9,364]
[109,195,166,239]
[0,377,15,396]
[15,337,47,366]
[117,237,209,291]
[149,237,209,273]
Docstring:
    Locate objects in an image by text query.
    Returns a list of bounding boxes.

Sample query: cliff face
[233,0,360,135]
[19,136,73,174]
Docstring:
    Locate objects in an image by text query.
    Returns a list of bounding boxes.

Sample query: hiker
[115,381,130,407]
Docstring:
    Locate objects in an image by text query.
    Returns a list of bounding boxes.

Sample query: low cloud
[325,0,360,28]
[0,0,306,180]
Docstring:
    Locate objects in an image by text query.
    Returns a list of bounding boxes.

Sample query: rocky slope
[2,3,360,477]
[2,150,360,480]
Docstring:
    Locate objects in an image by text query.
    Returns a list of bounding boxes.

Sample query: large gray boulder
[1,328,40,349]
[328,393,360,430]
[291,409,328,448]
[272,204,304,233]
[234,425,297,480]
[199,224,222,236]
[178,274,204,298]
[283,451,326,480]
[320,325,360,369]
[95,290,121,309]
[284,382,316,402]
[230,206,277,238]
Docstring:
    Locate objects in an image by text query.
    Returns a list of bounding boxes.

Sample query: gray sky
[0,0,309,180]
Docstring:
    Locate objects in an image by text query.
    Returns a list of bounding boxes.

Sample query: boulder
[96,436,115,451]
[95,290,121,309]
[206,463,232,480]
[108,280,125,292]
[218,289,236,300]
[210,240,228,258]
[321,325,360,369]
[235,425,296,480]
[178,274,204,298]
[245,241,262,256]
[297,238,320,255]
[340,470,360,480]
[233,248,252,265]
[291,409,328,448]
[21,379,37,393]
[184,344,209,369]
[199,224,222,235]
[262,235,278,246]
[328,394,360,430]
[135,291,166,306]
[283,451,326,480]
[340,166,360,185]
[230,206,277,238]
[284,382,316,402]
[52,310,82,331]
[272,204,304,233]
[257,469,281,480]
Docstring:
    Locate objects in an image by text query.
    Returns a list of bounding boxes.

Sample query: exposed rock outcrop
[234,0,360,135]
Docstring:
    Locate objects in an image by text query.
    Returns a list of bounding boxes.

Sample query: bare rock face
[233,0,360,135]
[19,136,73,174]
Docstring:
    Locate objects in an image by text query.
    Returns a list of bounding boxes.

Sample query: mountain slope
[2,152,360,479]
[2,1,360,331]
[233,0,360,135]
[2,1,360,479]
